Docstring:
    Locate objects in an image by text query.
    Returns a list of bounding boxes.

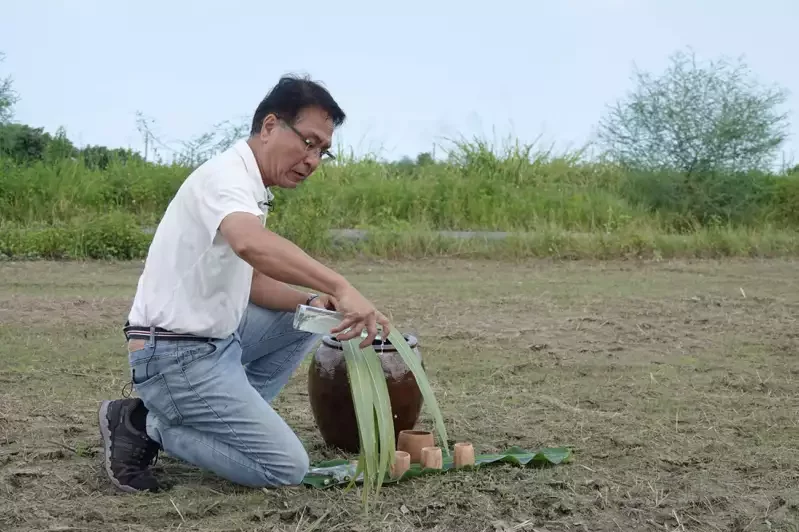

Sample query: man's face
[250,106,335,189]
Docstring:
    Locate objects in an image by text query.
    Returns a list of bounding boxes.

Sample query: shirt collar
[232,139,271,201]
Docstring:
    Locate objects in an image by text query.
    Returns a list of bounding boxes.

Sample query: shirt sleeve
[192,171,264,242]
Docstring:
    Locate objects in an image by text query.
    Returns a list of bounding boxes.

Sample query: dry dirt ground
[1,258,799,532]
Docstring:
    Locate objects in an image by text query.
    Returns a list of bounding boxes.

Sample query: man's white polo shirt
[127,139,274,339]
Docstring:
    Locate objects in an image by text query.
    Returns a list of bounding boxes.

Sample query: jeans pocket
[178,341,220,369]
[130,349,184,426]
[179,338,232,393]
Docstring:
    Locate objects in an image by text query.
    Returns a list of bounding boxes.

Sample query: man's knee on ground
[252,445,309,488]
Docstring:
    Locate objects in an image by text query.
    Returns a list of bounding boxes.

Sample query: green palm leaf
[342,339,378,507]
[361,344,396,495]
[340,330,451,510]
[387,329,450,457]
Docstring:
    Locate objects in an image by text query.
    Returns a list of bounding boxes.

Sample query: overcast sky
[2,0,797,165]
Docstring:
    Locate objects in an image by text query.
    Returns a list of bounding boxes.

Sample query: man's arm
[219,211,391,346]
[221,212,349,297]
[194,173,385,342]
[249,270,312,313]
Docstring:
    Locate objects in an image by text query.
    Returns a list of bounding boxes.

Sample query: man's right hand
[330,284,391,348]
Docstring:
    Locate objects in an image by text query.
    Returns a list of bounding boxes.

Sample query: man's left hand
[309,294,338,311]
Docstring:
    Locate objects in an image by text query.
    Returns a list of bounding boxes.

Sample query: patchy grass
[2,258,799,531]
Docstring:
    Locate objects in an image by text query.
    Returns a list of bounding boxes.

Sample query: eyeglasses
[282,120,335,161]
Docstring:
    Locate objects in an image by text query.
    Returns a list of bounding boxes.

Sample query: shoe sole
[98,400,139,493]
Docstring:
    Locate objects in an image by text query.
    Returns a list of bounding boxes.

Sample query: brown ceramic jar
[307,333,424,453]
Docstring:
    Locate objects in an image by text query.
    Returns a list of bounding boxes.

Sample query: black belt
[123,321,213,342]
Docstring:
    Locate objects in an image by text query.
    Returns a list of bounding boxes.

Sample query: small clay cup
[454,442,475,468]
[421,446,443,469]
[391,450,411,478]
[397,430,434,463]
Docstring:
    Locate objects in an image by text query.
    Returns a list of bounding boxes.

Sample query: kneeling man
[98,75,390,493]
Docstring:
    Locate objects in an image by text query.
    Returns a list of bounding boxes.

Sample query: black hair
[250,74,346,135]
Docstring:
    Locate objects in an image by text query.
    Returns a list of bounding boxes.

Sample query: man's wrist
[330,276,352,300]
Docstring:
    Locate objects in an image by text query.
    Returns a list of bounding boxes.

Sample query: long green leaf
[342,339,377,508]
[387,329,450,457]
[362,344,396,494]
[336,327,452,512]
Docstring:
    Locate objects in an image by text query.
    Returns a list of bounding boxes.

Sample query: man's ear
[259,113,278,141]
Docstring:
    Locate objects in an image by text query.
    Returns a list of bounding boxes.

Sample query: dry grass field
[1,258,798,531]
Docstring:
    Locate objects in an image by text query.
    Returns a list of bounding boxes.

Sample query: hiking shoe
[98,398,162,493]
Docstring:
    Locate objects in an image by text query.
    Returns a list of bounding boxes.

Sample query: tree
[45,126,78,162]
[597,48,791,176]
[415,152,434,166]
[135,110,250,166]
[0,123,51,163]
[80,145,145,169]
[0,52,19,124]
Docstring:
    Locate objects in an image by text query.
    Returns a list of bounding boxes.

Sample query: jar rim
[321,333,418,351]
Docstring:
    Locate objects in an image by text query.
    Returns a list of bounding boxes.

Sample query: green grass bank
[2,140,799,260]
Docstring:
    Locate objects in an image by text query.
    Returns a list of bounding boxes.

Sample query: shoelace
[126,432,160,469]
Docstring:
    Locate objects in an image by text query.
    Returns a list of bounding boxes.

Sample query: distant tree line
[0,123,145,169]
[0,53,144,169]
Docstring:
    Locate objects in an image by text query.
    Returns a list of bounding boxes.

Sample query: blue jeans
[127,303,320,487]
